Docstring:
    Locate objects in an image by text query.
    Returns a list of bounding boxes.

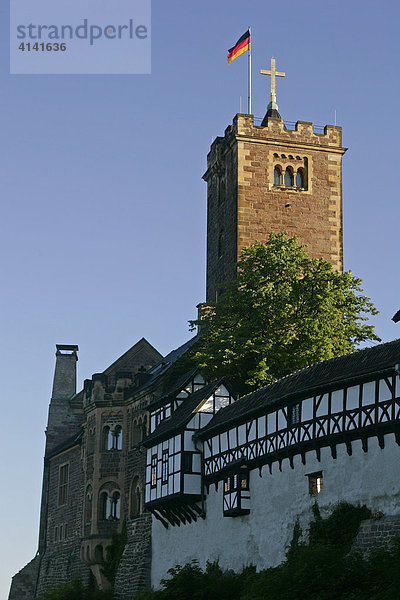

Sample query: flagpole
[248,26,252,114]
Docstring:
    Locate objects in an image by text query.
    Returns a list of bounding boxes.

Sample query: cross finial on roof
[260,57,286,119]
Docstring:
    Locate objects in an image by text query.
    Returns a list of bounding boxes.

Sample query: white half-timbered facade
[150,372,206,433]
[143,379,236,527]
[149,340,400,587]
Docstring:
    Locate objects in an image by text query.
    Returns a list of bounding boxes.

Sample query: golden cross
[260,57,285,104]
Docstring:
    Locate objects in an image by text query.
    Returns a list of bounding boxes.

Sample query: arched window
[284,168,294,187]
[274,166,282,185]
[141,419,147,440]
[111,492,121,520]
[130,476,142,517]
[114,425,122,450]
[296,168,305,188]
[218,230,224,258]
[218,177,225,205]
[85,486,93,524]
[103,426,113,451]
[132,422,142,446]
[99,491,108,520]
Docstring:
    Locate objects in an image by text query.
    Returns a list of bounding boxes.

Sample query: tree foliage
[101,519,128,586]
[34,578,113,600]
[191,233,380,393]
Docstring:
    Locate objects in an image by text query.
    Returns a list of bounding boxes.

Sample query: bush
[132,503,400,600]
[35,578,113,600]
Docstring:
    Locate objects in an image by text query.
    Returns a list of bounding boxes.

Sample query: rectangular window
[182,452,193,474]
[58,463,69,506]
[308,471,323,495]
[151,455,157,488]
[162,450,169,483]
[289,403,301,426]
[223,470,250,517]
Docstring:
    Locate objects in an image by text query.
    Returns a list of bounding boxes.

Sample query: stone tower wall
[205,114,345,302]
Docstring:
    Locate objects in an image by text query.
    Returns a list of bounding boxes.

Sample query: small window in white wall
[308,471,323,495]
[223,469,250,517]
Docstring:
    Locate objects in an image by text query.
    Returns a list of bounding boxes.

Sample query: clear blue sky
[2,0,399,596]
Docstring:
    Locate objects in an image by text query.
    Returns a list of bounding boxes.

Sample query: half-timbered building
[149,339,400,586]
[143,379,237,527]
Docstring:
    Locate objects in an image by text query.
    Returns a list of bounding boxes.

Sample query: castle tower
[204,57,346,302]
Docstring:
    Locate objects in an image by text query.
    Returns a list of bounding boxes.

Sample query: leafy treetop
[191,233,380,394]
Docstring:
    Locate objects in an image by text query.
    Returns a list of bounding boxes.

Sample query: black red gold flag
[227,29,251,64]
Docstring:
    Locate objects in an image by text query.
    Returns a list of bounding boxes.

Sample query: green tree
[101,519,127,586]
[191,233,379,393]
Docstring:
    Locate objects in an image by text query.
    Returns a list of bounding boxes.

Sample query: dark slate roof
[196,339,400,439]
[129,335,199,396]
[149,367,199,410]
[142,378,231,447]
[46,430,83,460]
[392,310,400,323]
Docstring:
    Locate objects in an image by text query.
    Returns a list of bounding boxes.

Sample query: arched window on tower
[296,168,305,188]
[99,491,108,520]
[218,230,224,259]
[130,476,142,517]
[85,485,93,524]
[284,168,294,187]
[274,166,282,185]
[102,426,113,451]
[114,425,122,450]
[218,177,225,205]
[111,492,121,520]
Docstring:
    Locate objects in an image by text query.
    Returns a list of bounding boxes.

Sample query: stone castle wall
[36,445,91,595]
[114,514,152,599]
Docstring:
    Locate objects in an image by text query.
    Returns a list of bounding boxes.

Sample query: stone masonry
[351,515,400,555]
[204,113,346,302]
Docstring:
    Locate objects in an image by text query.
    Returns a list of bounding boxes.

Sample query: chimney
[45,344,80,454]
[51,344,79,400]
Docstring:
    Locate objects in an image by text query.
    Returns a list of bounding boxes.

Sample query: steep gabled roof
[148,367,199,410]
[104,337,162,376]
[143,378,234,447]
[196,339,400,439]
[129,335,200,396]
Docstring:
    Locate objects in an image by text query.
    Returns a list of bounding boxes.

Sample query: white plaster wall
[151,434,400,587]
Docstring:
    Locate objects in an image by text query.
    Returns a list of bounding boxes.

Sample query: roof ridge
[238,338,400,402]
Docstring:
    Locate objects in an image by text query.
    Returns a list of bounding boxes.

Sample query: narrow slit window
[58,463,69,506]
[162,450,169,483]
[151,455,157,488]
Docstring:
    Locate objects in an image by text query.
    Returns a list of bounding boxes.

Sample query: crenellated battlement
[206,114,344,172]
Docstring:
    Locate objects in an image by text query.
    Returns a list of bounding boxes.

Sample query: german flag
[227,29,250,64]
